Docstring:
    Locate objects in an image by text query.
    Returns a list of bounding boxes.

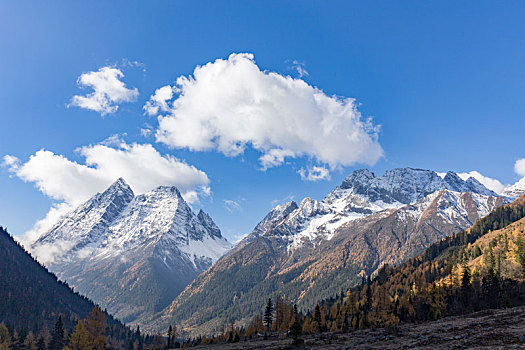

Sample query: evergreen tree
[167,325,173,348]
[516,233,525,274]
[36,336,46,350]
[263,298,274,333]
[49,316,64,350]
[460,265,473,309]
[313,304,322,330]
[289,305,302,341]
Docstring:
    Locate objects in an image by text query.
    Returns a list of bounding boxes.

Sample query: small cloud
[143,85,176,116]
[2,155,20,171]
[298,166,331,182]
[456,171,506,194]
[99,133,127,147]
[233,232,249,244]
[514,158,525,177]
[259,149,295,170]
[223,199,243,213]
[140,128,152,138]
[119,59,146,72]
[271,194,295,207]
[69,66,139,116]
[291,60,309,78]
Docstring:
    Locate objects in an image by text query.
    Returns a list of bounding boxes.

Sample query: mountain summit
[30,178,232,325]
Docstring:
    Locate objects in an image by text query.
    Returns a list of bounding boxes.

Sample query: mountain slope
[282,193,525,336]
[30,178,232,326]
[153,168,505,335]
[0,226,134,341]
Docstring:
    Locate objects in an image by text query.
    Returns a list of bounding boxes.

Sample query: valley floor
[189,306,525,349]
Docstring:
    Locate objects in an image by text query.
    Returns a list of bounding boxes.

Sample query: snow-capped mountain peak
[502,177,525,198]
[243,167,502,252]
[29,179,232,325]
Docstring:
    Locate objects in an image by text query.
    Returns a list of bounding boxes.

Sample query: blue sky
[1,1,525,242]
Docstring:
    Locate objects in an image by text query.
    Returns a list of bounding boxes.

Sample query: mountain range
[152,168,508,334]
[25,168,525,334]
[30,178,231,325]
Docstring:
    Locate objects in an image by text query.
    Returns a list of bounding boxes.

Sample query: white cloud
[147,53,383,177]
[291,60,309,78]
[456,171,506,194]
[514,158,525,177]
[4,140,210,242]
[69,66,139,116]
[22,202,74,249]
[143,85,176,116]
[1,155,20,171]
[223,199,243,213]
[271,194,295,208]
[298,166,331,182]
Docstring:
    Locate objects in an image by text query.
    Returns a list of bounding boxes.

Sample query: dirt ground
[189,306,525,349]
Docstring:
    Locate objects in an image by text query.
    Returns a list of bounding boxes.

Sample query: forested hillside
[277,193,525,334]
[0,226,146,349]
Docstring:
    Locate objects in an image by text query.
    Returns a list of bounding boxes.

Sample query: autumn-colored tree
[0,323,11,350]
[68,321,90,350]
[23,331,38,350]
[85,307,107,350]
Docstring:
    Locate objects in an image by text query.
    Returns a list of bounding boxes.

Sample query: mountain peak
[503,177,525,198]
[250,201,298,237]
[31,179,231,325]
[340,168,376,189]
[336,167,495,206]
[197,210,222,239]
[106,177,132,192]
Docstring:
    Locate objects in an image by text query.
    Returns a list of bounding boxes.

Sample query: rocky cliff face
[30,178,231,325]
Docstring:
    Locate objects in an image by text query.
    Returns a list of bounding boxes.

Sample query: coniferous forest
[0,227,154,350]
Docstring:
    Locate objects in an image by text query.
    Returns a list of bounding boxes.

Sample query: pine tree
[313,304,322,329]
[36,336,46,350]
[49,316,64,350]
[167,325,173,348]
[289,305,302,340]
[460,265,473,309]
[516,233,525,274]
[263,298,273,333]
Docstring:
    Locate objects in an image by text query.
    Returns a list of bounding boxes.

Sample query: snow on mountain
[247,168,502,251]
[30,178,231,325]
[502,177,525,199]
[32,178,135,265]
